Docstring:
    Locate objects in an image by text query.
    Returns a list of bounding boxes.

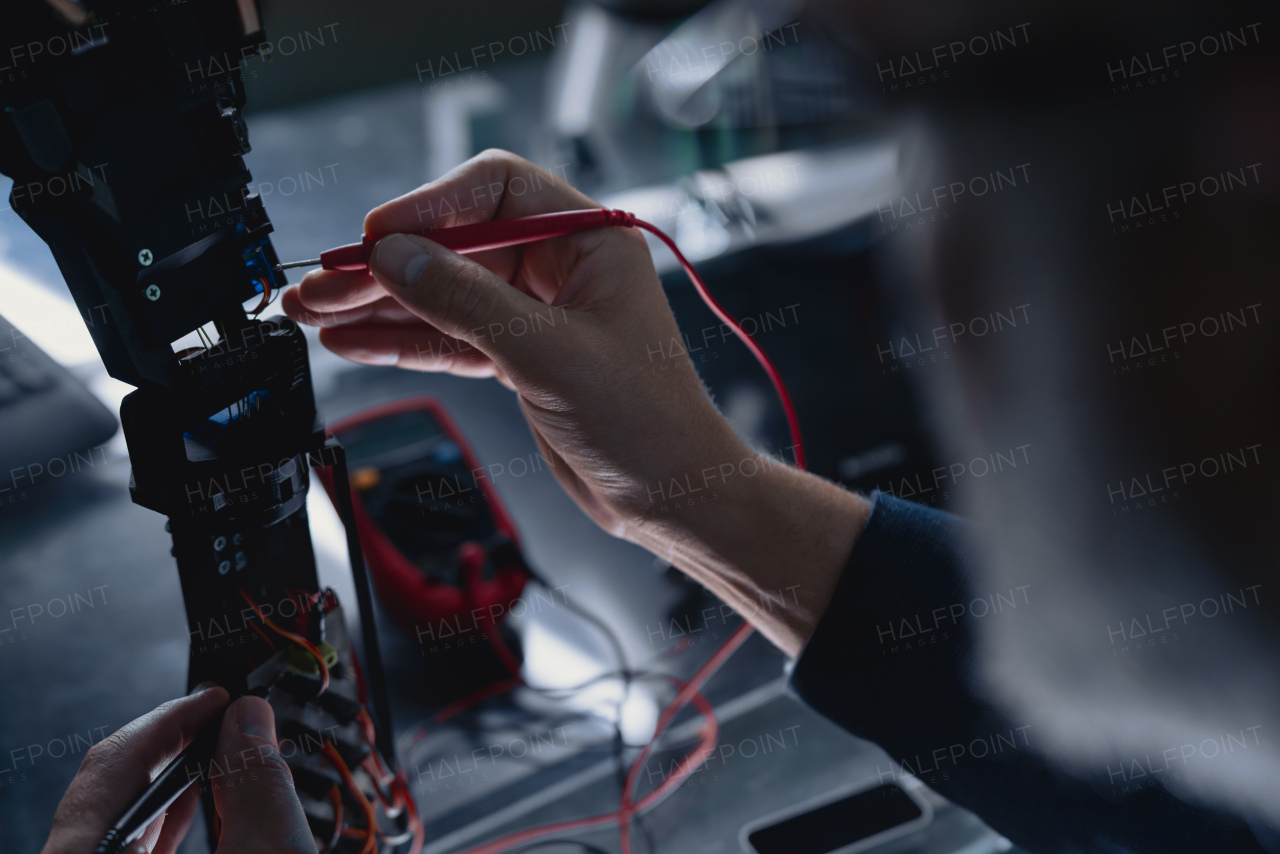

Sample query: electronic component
[0,2,413,850]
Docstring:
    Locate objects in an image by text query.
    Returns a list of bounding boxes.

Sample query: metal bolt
[144,284,161,301]
[138,248,154,266]
[213,535,227,551]
[218,560,231,575]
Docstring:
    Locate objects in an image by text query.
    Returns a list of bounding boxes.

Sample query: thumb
[211,697,315,854]
[369,233,550,358]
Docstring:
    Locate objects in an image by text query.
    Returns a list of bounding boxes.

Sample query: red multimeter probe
[278,208,804,467]
[276,208,640,272]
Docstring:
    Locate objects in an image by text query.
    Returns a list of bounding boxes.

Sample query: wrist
[624,444,871,656]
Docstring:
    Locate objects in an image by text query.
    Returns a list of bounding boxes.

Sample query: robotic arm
[0,1,410,849]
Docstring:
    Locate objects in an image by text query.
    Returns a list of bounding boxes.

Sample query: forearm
[628,448,870,657]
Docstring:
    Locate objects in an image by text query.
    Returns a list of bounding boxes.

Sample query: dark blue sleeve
[789,491,1266,854]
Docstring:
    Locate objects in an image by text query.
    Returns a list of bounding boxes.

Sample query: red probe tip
[312,209,639,273]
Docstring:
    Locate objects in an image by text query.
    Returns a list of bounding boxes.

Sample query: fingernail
[190,680,218,695]
[235,696,274,739]
[376,234,431,287]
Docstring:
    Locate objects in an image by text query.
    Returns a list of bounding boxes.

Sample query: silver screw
[138,248,154,266]
[218,560,231,575]
[144,284,161,301]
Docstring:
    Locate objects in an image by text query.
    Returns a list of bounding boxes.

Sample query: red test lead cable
[276,209,804,468]
[278,208,807,853]
[276,209,639,271]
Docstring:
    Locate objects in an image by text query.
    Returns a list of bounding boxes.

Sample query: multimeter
[317,396,531,691]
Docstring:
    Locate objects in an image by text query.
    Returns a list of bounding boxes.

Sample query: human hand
[283,149,869,654]
[281,149,747,541]
[41,686,315,854]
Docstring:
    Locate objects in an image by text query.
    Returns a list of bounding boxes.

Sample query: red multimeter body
[316,397,530,673]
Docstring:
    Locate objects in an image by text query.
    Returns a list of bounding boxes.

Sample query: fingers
[211,696,316,854]
[292,269,383,314]
[364,149,597,238]
[318,322,500,377]
[152,785,201,854]
[284,291,419,328]
[368,233,555,362]
[41,685,230,854]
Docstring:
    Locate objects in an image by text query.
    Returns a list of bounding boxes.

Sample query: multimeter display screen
[337,409,497,579]
[747,786,923,854]
[340,409,449,468]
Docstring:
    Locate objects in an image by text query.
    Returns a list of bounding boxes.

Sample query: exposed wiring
[323,742,378,854]
[405,668,667,746]
[404,670,670,751]
[632,218,804,469]
[320,784,343,854]
[399,769,425,854]
[435,213,798,854]
[301,213,800,854]
[239,588,330,694]
[353,665,425,854]
[251,277,272,316]
[247,620,277,651]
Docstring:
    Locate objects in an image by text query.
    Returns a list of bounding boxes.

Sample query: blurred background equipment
[0,312,117,478]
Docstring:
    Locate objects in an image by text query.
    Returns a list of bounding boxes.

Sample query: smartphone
[742,782,932,854]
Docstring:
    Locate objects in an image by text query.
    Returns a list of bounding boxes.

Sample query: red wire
[353,673,426,853]
[323,742,378,854]
[432,212,803,854]
[317,210,804,471]
[323,211,804,854]
[239,588,330,694]
[433,677,525,726]
[620,689,719,854]
[350,643,369,705]
[448,617,752,854]
[248,621,277,651]
[321,784,344,854]
[631,218,806,469]
[461,542,524,677]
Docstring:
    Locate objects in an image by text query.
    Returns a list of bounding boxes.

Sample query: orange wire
[239,589,329,694]
[251,278,271,315]
[320,784,344,854]
[323,742,378,854]
[248,621,277,651]
[355,709,424,851]
[362,756,402,812]
[356,708,424,848]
